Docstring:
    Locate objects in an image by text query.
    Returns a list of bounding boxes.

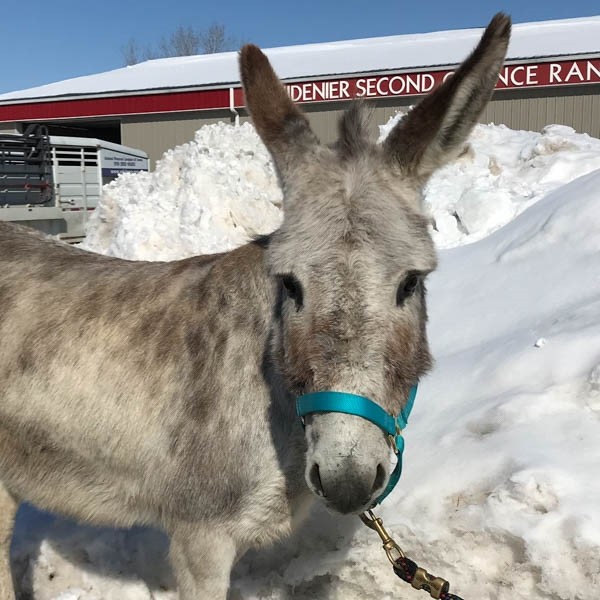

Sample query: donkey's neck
[167,239,308,515]
[175,237,296,433]
[177,238,277,393]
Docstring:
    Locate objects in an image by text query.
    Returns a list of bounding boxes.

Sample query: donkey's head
[241,14,510,514]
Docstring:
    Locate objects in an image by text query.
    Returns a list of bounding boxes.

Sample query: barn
[0,15,598,168]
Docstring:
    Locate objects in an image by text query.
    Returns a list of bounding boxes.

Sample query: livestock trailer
[0,125,148,242]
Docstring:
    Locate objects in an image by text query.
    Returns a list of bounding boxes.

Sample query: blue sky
[0,0,598,94]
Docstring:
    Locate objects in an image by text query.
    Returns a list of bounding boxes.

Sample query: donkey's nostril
[372,463,387,495]
[309,463,325,497]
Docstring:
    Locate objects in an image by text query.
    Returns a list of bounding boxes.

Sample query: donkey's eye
[281,275,304,309]
[396,272,421,306]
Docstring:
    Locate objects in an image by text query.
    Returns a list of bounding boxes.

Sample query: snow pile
[392,170,600,599]
[14,117,600,600]
[83,117,600,258]
[380,113,600,247]
[82,121,282,260]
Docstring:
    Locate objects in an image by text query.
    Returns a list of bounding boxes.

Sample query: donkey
[0,14,510,600]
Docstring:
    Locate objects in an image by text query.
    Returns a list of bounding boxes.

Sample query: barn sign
[285,58,600,103]
[0,59,598,122]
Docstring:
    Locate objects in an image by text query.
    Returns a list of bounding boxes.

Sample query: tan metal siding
[304,99,417,144]
[481,86,600,136]
[304,105,347,144]
[122,110,234,167]
[370,87,600,137]
[121,85,600,169]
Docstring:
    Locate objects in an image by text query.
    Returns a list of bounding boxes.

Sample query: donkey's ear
[383,13,510,182]
[240,45,319,180]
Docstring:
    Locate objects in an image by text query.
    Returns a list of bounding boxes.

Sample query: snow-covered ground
[12,114,600,600]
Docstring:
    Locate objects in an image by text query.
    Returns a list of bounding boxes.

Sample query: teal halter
[296,384,418,506]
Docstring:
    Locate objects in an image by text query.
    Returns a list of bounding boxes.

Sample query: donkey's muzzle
[308,459,387,514]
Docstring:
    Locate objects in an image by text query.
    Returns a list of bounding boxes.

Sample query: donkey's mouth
[325,500,373,515]
[322,492,377,515]
[307,461,387,514]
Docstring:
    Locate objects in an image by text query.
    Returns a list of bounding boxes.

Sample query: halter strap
[296,392,396,435]
[296,384,418,506]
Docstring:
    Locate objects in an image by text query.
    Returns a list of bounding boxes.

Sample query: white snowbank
[379,113,600,248]
[15,116,600,600]
[393,169,600,599]
[83,117,600,258]
[82,121,282,260]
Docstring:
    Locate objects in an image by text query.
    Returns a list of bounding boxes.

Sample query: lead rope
[359,510,465,600]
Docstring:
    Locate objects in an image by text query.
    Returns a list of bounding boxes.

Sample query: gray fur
[0,14,509,599]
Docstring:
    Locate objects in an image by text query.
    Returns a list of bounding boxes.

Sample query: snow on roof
[1,15,599,103]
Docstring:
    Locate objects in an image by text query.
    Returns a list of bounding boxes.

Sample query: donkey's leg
[0,483,18,600]
[169,525,237,600]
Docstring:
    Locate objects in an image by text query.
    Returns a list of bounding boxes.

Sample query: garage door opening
[21,120,121,144]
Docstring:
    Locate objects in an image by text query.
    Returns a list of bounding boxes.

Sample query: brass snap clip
[359,510,454,600]
[359,509,405,564]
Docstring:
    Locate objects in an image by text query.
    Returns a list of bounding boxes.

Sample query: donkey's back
[0,223,208,523]
[0,221,281,526]
[0,221,298,599]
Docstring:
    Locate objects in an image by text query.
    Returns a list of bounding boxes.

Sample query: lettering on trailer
[100,151,149,177]
[283,58,600,104]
